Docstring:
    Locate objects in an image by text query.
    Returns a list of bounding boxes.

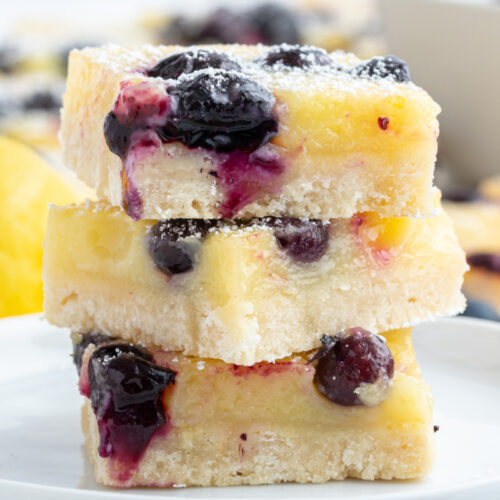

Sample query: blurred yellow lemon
[0,136,86,317]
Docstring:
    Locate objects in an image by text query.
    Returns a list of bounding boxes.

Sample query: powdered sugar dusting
[75,43,418,99]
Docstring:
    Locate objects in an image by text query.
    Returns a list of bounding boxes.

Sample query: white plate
[1,315,500,500]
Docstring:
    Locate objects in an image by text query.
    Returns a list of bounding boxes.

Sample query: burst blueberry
[161,70,277,152]
[103,111,134,160]
[88,342,175,462]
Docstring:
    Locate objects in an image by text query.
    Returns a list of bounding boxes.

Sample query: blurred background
[1,0,499,319]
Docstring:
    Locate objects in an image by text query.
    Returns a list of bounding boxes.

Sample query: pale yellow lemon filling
[156,328,431,434]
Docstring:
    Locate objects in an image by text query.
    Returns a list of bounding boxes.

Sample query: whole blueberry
[312,328,394,406]
[267,217,329,263]
[248,4,300,45]
[147,49,242,80]
[161,70,277,153]
[258,44,332,69]
[195,8,262,44]
[148,219,214,275]
[353,55,410,83]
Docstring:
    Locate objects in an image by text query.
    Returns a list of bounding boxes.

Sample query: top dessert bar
[61,44,440,220]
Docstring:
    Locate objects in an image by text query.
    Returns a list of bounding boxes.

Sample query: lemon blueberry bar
[44,40,460,488]
[43,200,466,365]
[148,1,383,57]
[74,327,434,487]
[61,44,439,220]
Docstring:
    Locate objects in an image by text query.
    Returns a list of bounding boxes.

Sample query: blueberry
[104,81,170,160]
[266,217,329,263]
[311,328,394,406]
[196,8,262,44]
[461,298,500,321]
[72,332,114,374]
[88,342,175,462]
[90,341,153,364]
[160,5,300,46]
[161,9,261,45]
[467,253,500,272]
[353,55,410,83]
[248,4,300,45]
[161,70,277,153]
[147,49,242,80]
[258,44,332,69]
[23,91,60,112]
[149,239,194,275]
[148,220,214,276]
[442,188,481,203]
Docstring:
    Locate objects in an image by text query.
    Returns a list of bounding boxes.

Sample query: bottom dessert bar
[75,327,434,487]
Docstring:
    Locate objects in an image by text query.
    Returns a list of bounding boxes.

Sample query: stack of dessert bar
[43,44,466,487]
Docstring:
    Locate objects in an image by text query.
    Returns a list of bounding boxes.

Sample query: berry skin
[312,328,394,406]
[378,116,389,130]
[353,55,411,83]
[248,4,300,45]
[266,217,329,263]
[259,44,332,69]
[149,237,195,275]
[103,81,170,159]
[147,49,242,80]
[162,70,277,153]
[88,342,175,463]
[148,220,214,276]
[72,332,114,374]
[103,112,132,160]
[467,253,500,272]
[217,147,285,218]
